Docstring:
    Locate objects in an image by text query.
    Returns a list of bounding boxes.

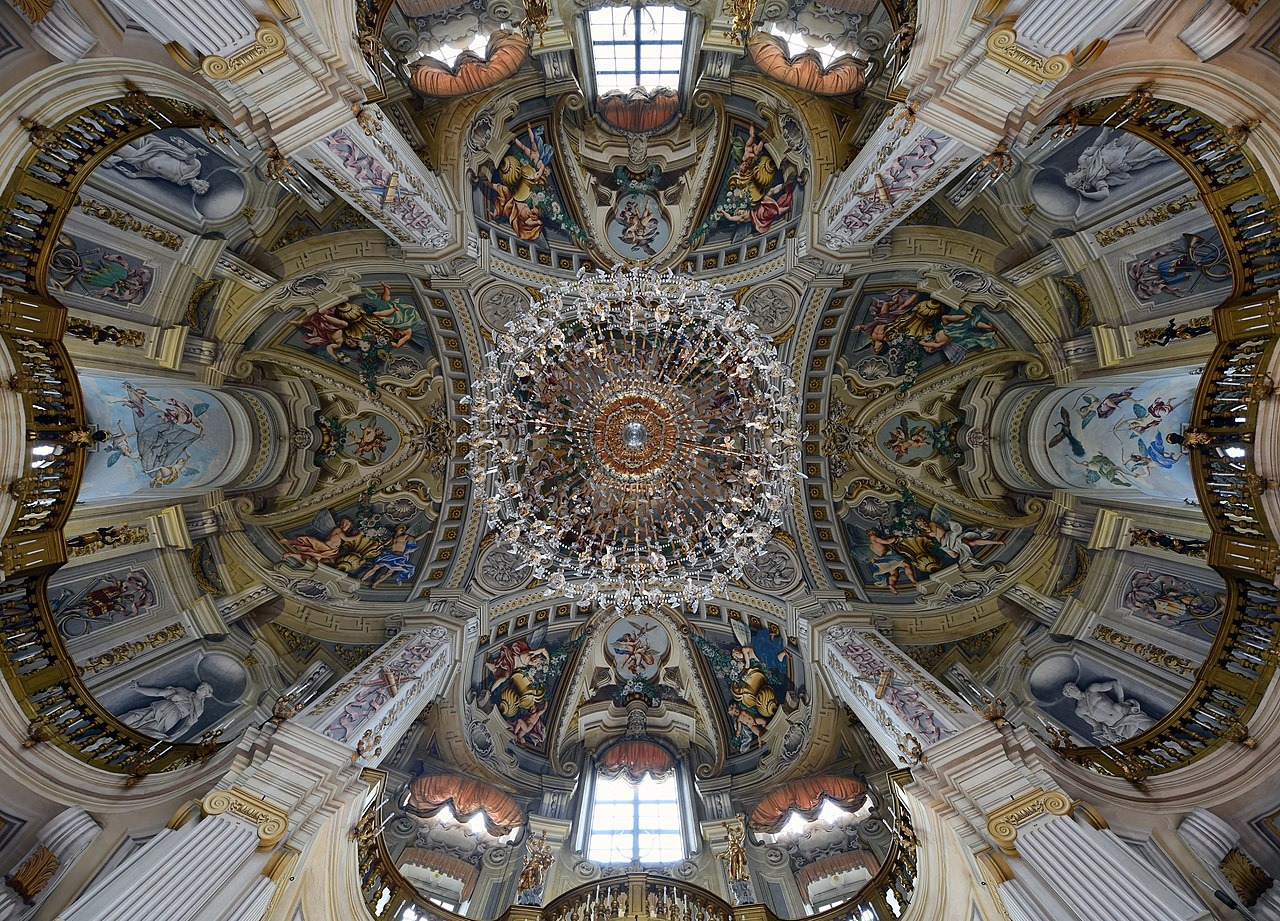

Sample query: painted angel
[848,528,919,595]
[280,511,360,566]
[911,507,1004,568]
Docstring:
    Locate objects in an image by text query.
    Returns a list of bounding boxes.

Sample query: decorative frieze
[1090,625,1197,677]
[66,524,150,557]
[78,623,188,676]
[72,195,183,250]
[1094,193,1200,247]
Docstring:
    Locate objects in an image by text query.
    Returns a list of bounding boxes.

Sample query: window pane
[590,4,685,93]
[587,766,684,864]
[591,802,634,829]
[639,833,684,863]
[587,830,635,863]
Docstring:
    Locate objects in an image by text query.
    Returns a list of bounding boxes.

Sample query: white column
[1178,807,1239,864]
[61,813,262,921]
[1178,0,1252,60]
[1018,815,1207,921]
[299,114,453,252]
[1179,808,1280,921]
[818,120,978,250]
[28,0,98,62]
[103,0,259,58]
[0,806,101,920]
[296,625,455,765]
[1015,0,1164,55]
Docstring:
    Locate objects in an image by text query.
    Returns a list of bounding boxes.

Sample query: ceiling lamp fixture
[464,266,801,610]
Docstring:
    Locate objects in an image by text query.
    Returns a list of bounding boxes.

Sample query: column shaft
[1018,816,1206,921]
[62,814,260,921]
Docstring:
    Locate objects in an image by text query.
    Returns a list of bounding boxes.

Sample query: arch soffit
[1039,62,1280,188]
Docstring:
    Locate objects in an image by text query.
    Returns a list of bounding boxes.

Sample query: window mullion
[632,782,642,860]
[633,8,642,89]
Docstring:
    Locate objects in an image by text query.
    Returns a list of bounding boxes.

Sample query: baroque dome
[0,1,1278,920]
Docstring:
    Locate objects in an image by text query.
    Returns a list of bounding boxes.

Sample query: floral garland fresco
[282,276,435,394]
[315,127,448,246]
[691,122,802,245]
[474,123,586,246]
[841,488,1011,596]
[314,411,400,465]
[605,165,672,259]
[822,124,973,248]
[878,413,962,466]
[273,485,436,591]
[691,619,804,756]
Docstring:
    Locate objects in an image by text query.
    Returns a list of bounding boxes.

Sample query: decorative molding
[66,524,150,556]
[5,844,58,901]
[986,788,1072,856]
[200,21,287,81]
[79,623,188,676]
[201,788,289,849]
[984,24,1073,83]
[72,195,183,251]
[1220,847,1272,905]
[1093,192,1200,247]
[1091,625,1197,677]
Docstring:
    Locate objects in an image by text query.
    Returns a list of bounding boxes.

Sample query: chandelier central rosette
[464,266,801,609]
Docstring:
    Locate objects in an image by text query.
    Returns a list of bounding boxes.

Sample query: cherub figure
[728,702,768,747]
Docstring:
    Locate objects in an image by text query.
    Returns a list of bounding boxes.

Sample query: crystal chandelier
[463,266,801,610]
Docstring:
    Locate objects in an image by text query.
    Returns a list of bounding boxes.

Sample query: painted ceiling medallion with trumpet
[464,266,801,609]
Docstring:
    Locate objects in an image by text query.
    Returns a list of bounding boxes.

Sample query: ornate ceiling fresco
[12,0,1275,914]
[41,0,1227,769]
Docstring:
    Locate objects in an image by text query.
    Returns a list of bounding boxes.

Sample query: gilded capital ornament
[201,787,289,850]
[985,788,1072,856]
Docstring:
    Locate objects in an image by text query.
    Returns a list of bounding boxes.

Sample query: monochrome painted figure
[119,681,214,739]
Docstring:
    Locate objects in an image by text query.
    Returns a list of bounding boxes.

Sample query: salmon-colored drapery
[596,89,681,135]
[406,774,524,835]
[411,31,529,98]
[748,775,867,832]
[597,739,676,782]
[747,34,867,96]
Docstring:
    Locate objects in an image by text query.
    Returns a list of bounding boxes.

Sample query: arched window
[579,739,693,864]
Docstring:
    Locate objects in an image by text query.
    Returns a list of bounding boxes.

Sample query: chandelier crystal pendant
[464,266,801,610]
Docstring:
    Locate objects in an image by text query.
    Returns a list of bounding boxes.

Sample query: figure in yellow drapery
[714,124,795,233]
[486,124,552,241]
